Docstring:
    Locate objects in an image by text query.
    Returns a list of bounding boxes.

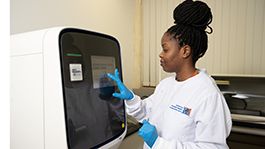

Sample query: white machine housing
[11,27,127,149]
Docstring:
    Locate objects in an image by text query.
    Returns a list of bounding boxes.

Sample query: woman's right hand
[107,68,134,100]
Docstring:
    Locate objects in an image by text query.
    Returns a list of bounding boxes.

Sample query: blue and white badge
[170,104,191,116]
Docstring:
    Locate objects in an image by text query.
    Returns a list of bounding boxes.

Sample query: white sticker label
[69,64,83,81]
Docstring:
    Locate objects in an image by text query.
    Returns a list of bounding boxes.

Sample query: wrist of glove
[107,68,134,100]
[138,120,158,148]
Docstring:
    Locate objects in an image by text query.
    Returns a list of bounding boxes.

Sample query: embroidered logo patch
[169,104,191,116]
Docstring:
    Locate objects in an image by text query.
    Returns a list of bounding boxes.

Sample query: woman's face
[159,33,183,73]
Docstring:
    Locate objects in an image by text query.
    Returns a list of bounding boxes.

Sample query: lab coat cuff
[151,136,162,149]
[125,94,141,106]
[151,136,171,149]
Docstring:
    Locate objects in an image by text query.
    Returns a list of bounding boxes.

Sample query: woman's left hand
[138,120,158,148]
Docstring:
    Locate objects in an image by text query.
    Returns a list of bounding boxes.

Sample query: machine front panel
[59,29,125,149]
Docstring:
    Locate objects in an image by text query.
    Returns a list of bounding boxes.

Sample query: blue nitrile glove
[107,68,134,100]
[138,120,158,148]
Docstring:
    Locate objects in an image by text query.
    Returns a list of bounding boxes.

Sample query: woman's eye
[163,49,168,52]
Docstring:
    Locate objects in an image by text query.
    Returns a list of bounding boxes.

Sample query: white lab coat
[125,70,232,149]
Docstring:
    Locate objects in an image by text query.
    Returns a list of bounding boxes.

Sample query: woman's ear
[181,45,192,58]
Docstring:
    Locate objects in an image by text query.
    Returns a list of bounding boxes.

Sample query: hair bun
[173,0,213,33]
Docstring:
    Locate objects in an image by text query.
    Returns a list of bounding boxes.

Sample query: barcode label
[69,64,83,81]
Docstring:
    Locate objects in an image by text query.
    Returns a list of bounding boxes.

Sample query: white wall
[13,0,264,89]
[11,0,141,89]
[142,0,265,86]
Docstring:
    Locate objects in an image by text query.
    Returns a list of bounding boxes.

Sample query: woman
[108,0,232,148]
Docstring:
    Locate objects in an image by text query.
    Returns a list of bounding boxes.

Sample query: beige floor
[119,132,144,149]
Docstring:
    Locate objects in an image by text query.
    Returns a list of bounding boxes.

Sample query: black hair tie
[206,25,213,34]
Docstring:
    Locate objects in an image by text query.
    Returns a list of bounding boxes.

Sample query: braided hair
[167,0,213,65]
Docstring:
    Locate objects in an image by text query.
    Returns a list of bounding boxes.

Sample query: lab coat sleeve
[124,82,164,122]
[125,93,155,122]
[152,93,232,149]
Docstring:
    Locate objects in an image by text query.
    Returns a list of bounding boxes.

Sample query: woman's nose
[159,52,163,58]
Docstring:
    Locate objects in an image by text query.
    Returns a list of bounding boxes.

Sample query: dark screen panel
[59,28,125,149]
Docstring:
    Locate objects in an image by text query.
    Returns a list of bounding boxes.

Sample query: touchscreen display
[91,55,115,89]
